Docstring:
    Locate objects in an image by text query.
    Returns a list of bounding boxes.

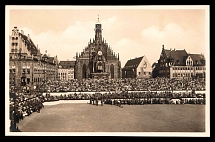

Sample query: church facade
[75,20,121,80]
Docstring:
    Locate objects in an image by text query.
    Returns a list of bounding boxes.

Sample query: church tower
[95,15,102,44]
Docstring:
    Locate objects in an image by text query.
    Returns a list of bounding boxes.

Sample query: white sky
[6,5,209,67]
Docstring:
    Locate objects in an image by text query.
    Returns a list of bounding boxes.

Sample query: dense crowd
[9,93,44,131]
[43,91,206,105]
[42,77,206,93]
[89,91,206,106]
[9,77,206,131]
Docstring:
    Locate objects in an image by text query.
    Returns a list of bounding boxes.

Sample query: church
[75,17,121,80]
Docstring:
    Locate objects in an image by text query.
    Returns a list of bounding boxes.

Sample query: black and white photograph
[5,5,210,136]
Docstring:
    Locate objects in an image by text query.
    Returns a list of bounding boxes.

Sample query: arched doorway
[110,64,114,78]
[97,62,103,73]
[82,64,87,79]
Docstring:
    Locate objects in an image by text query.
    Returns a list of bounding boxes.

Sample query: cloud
[19,20,205,68]
[141,22,206,64]
[19,16,119,61]
[113,37,147,67]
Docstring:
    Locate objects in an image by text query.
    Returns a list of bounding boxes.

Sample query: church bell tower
[95,15,102,44]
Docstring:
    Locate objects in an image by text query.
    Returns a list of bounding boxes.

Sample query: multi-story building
[9,26,58,92]
[75,19,121,79]
[58,61,75,81]
[122,56,152,78]
[156,45,206,79]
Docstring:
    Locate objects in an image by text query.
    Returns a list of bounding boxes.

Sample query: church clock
[98,51,102,56]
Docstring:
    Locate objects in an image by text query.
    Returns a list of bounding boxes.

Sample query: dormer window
[186,56,193,66]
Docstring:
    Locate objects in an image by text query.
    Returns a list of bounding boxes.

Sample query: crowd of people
[89,91,206,106]
[9,77,206,131]
[41,77,206,93]
[42,91,206,105]
[9,92,44,131]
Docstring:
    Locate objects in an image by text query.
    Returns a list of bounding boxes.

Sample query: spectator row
[41,77,206,92]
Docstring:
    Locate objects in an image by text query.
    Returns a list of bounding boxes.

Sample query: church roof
[124,56,144,69]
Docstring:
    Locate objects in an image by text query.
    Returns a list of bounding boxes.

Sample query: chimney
[21,30,24,35]
[162,45,164,49]
[170,48,172,51]
[27,34,30,41]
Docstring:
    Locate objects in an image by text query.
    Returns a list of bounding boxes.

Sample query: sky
[6,6,209,67]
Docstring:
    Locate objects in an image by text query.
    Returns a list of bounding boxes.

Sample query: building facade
[75,20,121,80]
[122,56,152,78]
[157,45,206,79]
[58,61,75,81]
[9,26,58,92]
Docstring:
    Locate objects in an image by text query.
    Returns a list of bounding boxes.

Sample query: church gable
[75,18,121,79]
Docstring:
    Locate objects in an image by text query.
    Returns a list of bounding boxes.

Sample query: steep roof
[123,56,144,69]
[188,54,205,66]
[164,49,188,66]
[47,57,55,64]
[59,61,75,68]
[19,33,38,55]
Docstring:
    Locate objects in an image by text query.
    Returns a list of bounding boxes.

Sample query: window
[9,69,12,73]
[98,66,103,70]
[144,72,146,75]
[139,72,141,75]
[16,37,18,40]
[27,69,30,74]
[22,69,25,74]
[12,43,14,46]
[27,78,30,84]
[12,37,15,40]
[12,69,16,73]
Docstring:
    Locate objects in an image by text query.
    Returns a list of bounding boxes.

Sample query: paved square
[16,101,205,132]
